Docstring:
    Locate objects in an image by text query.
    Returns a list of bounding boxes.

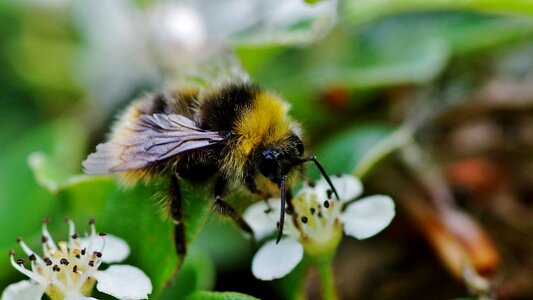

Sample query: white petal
[301,174,363,203]
[1,280,44,300]
[243,200,279,240]
[94,265,152,300]
[330,175,364,202]
[341,195,395,239]
[81,234,130,263]
[251,239,303,281]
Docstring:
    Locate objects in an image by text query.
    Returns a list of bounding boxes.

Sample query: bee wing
[83,113,225,174]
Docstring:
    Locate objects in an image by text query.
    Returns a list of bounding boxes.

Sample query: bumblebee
[83,81,338,262]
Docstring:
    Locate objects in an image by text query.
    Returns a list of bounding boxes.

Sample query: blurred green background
[2,0,533,299]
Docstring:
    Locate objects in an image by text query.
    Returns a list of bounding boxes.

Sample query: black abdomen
[175,146,220,182]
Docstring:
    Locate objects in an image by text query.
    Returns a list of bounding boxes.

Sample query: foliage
[2,0,533,299]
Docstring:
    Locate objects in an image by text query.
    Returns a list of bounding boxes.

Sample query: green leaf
[52,175,213,298]
[8,11,80,94]
[28,152,70,194]
[194,216,252,270]
[354,126,414,179]
[309,123,393,179]
[160,248,215,299]
[344,0,533,25]
[27,119,88,193]
[58,175,116,222]
[89,183,177,297]
[309,12,533,89]
[28,150,117,200]
[179,182,214,244]
[186,291,259,300]
[0,119,86,279]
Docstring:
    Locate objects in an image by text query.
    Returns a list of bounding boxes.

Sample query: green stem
[281,256,311,300]
[316,256,338,300]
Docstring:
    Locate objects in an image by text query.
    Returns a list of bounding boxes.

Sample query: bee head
[254,133,304,185]
[253,132,340,244]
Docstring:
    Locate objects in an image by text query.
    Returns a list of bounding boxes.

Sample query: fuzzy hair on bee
[83,81,339,266]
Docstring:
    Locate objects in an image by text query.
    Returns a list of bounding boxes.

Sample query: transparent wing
[83,113,224,174]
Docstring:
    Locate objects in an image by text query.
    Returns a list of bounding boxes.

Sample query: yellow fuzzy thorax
[224,91,292,180]
[236,92,290,153]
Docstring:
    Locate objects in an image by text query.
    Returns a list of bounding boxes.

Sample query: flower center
[291,189,343,255]
[11,219,105,300]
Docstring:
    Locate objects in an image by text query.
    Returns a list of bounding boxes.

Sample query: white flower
[1,219,152,300]
[74,0,338,113]
[244,174,395,281]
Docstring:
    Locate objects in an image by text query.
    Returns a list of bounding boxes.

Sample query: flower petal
[1,280,45,300]
[81,234,130,263]
[100,234,130,263]
[330,175,364,202]
[94,265,152,299]
[300,174,363,203]
[251,239,303,281]
[341,195,395,239]
[243,200,279,241]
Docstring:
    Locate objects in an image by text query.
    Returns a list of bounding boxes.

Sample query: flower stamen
[10,252,47,286]
[18,238,46,266]
[44,257,53,266]
[42,220,58,253]
[326,189,333,200]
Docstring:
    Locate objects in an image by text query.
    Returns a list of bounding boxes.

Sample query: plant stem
[316,256,338,300]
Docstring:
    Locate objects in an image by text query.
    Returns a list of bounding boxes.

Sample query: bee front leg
[213,176,255,239]
[245,174,275,214]
[244,174,261,195]
[168,175,186,270]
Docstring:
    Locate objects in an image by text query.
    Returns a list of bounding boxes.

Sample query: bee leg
[245,174,261,195]
[245,174,273,213]
[168,176,186,270]
[213,176,255,239]
[245,174,270,197]
[245,173,274,210]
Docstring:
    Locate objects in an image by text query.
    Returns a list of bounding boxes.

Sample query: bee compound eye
[257,148,281,180]
[262,149,278,161]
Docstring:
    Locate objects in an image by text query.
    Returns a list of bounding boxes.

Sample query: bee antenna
[276,174,289,244]
[300,156,340,201]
